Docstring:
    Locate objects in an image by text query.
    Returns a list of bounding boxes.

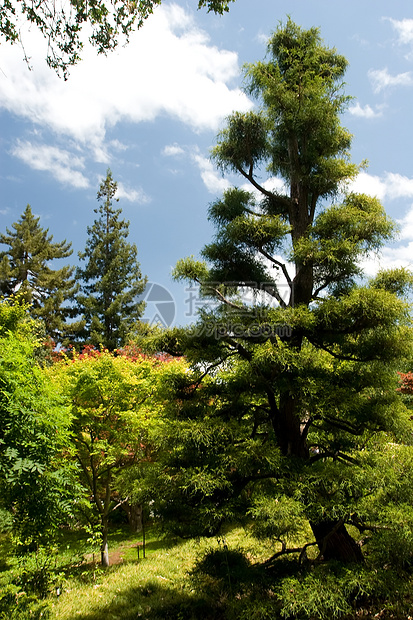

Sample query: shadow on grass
[0,534,14,572]
[55,524,169,560]
[56,529,184,588]
[59,581,223,620]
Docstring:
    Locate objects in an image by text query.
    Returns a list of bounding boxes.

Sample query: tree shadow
[60,581,222,620]
[0,532,15,573]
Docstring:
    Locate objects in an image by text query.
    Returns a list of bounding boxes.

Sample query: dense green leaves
[215,19,358,201]
[197,0,235,13]
[52,348,186,563]
[0,299,76,546]
[212,112,270,177]
[166,18,413,565]
[1,0,237,77]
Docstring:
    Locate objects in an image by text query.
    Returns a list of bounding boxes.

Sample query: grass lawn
[0,524,270,620]
[3,523,413,619]
[51,528,209,620]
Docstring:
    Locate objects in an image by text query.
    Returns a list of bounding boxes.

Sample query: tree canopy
[0,205,80,344]
[52,346,186,565]
[0,298,76,548]
[76,170,147,351]
[153,18,413,564]
[1,0,236,78]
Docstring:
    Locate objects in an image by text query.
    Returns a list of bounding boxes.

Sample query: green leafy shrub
[191,545,253,591]
[0,584,51,620]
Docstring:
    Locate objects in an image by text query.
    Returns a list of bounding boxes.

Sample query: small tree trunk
[311,519,363,563]
[101,519,110,566]
[121,502,143,533]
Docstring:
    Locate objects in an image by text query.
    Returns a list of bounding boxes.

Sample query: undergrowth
[1,525,413,619]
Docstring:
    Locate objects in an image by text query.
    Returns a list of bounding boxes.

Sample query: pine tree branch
[189,352,239,392]
[308,339,370,363]
[312,415,364,436]
[194,277,245,311]
[262,541,318,567]
[259,248,293,288]
[238,167,290,208]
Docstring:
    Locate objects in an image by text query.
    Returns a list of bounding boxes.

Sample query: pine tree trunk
[310,519,363,563]
[277,391,309,459]
[276,393,363,564]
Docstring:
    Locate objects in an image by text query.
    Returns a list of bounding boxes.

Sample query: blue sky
[1,0,413,327]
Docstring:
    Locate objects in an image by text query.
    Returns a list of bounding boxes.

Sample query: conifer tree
[76,170,147,351]
[155,19,413,565]
[0,204,79,343]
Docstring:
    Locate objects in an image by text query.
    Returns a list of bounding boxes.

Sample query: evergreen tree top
[76,169,146,351]
[0,204,73,264]
[0,204,79,343]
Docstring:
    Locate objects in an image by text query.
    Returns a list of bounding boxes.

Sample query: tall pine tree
[0,204,79,343]
[76,170,147,351]
[156,19,413,565]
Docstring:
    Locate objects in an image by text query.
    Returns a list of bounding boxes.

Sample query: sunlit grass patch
[51,536,210,620]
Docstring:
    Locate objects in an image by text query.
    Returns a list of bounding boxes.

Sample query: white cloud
[192,152,232,194]
[92,145,112,165]
[348,102,384,118]
[347,172,385,198]
[0,4,251,154]
[350,171,413,201]
[381,173,413,199]
[11,141,90,188]
[241,176,288,202]
[162,144,185,157]
[368,68,413,93]
[359,251,410,277]
[373,243,413,271]
[396,204,413,241]
[110,140,128,152]
[257,32,270,46]
[387,18,413,46]
[116,182,150,204]
[348,171,413,274]
[263,177,288,194]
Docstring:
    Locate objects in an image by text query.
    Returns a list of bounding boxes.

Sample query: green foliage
[295,193,395,292]
[1,0,237,78]
[249,496,308,543]
[277,567,362,619]
[0,298,77,548]
[212,112,270,176]
[172,256,209,284]
[52,349,186,563]
[214,18,358,199]
[76,169,147,351]
[198,0,235,13]
[163,16,413,570]
[370,266,413,297]
[1,0,163,78]
[0,205,80,344]
[0,584,51,620]
[189,544,256,606]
